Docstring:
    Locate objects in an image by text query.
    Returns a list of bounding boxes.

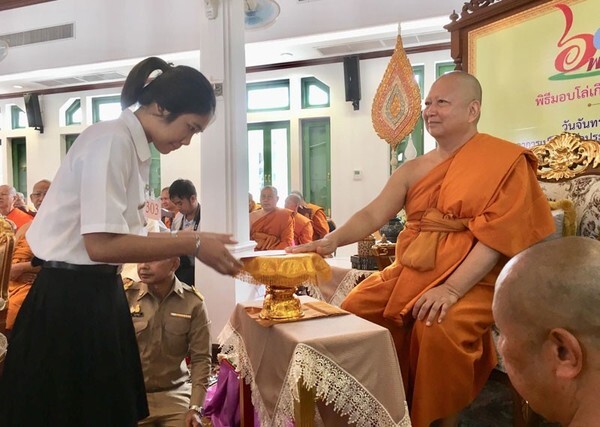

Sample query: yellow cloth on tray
[237,253,331,288]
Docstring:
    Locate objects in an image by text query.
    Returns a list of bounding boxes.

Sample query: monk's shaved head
[439,71,482,104]
[284,194,302,211]
[495,237,600,346]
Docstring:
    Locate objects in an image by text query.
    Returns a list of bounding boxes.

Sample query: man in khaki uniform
[125,256,211,427]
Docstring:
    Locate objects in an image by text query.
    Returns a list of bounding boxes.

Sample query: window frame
[11,105,27,129]
[92,95,121,123]
[246,79,290,112]
[301,77,330,109]
[65,99,82,126]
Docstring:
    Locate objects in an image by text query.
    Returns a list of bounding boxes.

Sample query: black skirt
[0,266,149,427]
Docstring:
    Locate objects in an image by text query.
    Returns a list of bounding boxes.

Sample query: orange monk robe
[250,208,294,250]
[341,133,555,427]
[291,212,313,245]
[6,207,33,230]
[305,203,329,240]
[7,223,38,330]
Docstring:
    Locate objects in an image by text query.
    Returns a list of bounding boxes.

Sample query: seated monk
[248,192,261,213]
[291,191,329,240]
[284,194,314,245]
[6,179,51,331]
[0,185,33,231]
[250,186,293,250]
[288,72,554,427]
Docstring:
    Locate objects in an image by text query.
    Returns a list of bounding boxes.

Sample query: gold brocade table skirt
[219,296,411,427]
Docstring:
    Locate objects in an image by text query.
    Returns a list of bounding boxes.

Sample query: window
[92,95,121,123]
[11,138,27,195]
[65,134,79,153]
[301,77,330,108]
[11,106,27,129]
[436,61,456,78]
[65,99,82,125]
[247,80,290,112]
[391,65,425,171]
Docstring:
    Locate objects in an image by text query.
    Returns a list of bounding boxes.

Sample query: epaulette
[122,277,135,290]
[183,283,204,301]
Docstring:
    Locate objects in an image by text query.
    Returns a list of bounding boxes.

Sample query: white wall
[0,48,452,256]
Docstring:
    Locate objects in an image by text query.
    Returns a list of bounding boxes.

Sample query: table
[218,296,411,427]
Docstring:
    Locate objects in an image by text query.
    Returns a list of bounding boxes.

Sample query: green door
[301,118,331,216]
[247,121,290,200]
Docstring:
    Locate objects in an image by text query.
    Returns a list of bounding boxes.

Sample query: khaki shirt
[125,277,211,407]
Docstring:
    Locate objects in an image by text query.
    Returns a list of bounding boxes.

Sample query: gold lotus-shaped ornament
[237,253,331,320]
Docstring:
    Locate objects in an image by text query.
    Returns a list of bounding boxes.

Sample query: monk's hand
[412,283,462,326]
[195,233,243,276]
[286,235,338,256]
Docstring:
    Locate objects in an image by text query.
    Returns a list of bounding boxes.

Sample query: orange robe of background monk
[6,223,39,330]
[6,208,33,231]
[298,202,329,240]
[291,212,313,245]
[341,134,554,427]
[250,208,294,250]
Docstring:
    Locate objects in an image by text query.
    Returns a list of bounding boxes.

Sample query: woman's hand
[195,232,243,276]
[286,235,338,256]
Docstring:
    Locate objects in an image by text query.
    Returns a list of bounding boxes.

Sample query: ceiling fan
[244,0,280,30]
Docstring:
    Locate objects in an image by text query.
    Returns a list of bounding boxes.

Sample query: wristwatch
[189,405,204,416]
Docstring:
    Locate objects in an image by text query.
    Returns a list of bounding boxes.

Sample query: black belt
[38,259,120,275]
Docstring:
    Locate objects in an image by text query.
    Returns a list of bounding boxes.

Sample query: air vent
[34,71,127,87]
[315,31,449,57]
[0,23,74,48]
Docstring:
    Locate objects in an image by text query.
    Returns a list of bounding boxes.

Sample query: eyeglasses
[31,192,47,197]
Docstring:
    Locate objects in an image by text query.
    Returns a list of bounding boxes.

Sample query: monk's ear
[546,328,583,380]
[467,100,481,123]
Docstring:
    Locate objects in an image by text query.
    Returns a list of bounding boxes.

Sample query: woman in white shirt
[0,57,242,427]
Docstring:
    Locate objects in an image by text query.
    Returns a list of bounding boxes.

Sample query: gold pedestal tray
[260,286,304,320]
[237,253,331,321]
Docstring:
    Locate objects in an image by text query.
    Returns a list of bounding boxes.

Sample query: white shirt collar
[121,109,151,163]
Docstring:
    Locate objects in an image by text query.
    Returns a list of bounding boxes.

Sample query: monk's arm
[413,241,501,325]
[289,165,409,254]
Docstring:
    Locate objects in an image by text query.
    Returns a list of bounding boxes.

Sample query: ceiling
[0,0,467,96]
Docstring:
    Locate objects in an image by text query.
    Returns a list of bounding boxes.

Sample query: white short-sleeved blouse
[28,109,151,265]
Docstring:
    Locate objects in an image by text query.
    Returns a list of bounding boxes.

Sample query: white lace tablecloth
[219,296,411,427]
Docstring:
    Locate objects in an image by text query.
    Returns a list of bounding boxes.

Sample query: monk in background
[250,186,293,250]
[494,237,600,427]
[285,194,313,245]
[289,71,554,427]
[290,191,329,240]
[6,179,51,332]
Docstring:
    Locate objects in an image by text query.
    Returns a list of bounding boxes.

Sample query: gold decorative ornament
[237,253,331,320]
[371,27,422,149]
[532,132,600,181]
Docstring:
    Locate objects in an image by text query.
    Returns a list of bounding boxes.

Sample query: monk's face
[31,181,50,210]
[160,189,176,212]
[260,189,278,212]
[423,74,479,142]
[0,185,15,215]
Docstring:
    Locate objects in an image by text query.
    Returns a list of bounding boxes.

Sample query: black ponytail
[120,56,216,121]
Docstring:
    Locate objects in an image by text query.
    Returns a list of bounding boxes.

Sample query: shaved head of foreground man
[288,71,555,426]
[494,237,600,426]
